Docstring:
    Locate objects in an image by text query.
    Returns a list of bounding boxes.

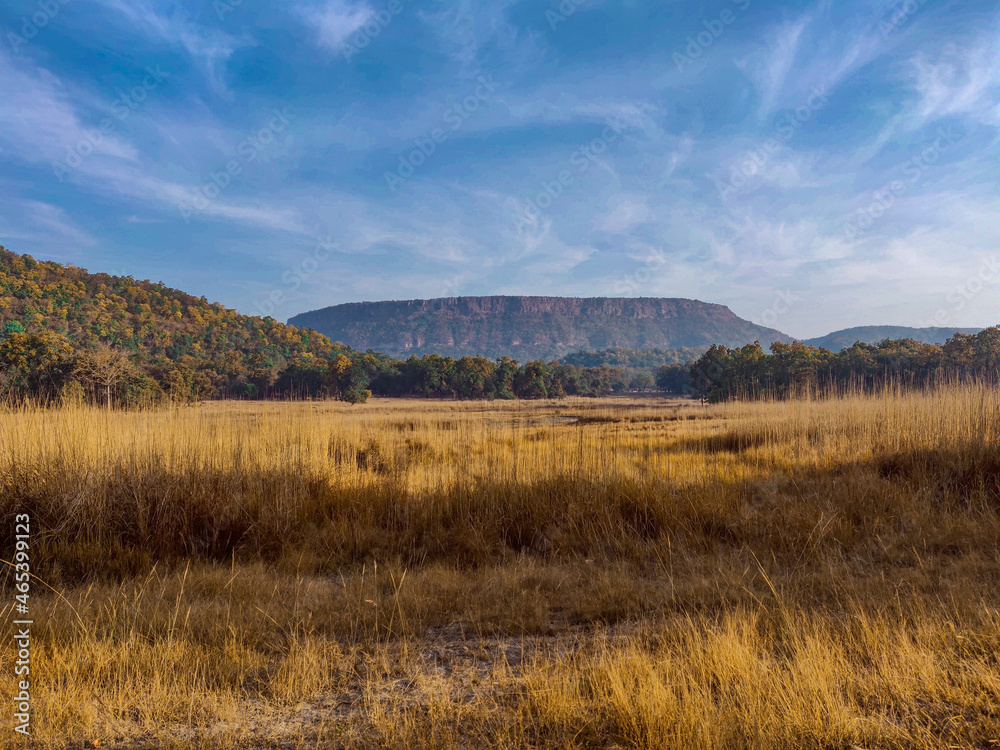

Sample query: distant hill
[288,297,793,361]
[804,326,982,352]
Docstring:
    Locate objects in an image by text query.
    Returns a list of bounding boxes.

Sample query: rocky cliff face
[288,296,792,361]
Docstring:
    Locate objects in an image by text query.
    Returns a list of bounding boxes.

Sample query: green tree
[494,356,519,400]
[453,356,497,399]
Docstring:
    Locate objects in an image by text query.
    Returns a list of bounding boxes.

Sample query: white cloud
[598,196,650,234]
[300,0,374,54]
[23,201,98,247]
[0,53,304,235]
[418,0,545,76]
[0,54,137,164]
[753,18,809,120]
[910,39,1000,125]
[0,199,97,250]
[93,0,247,96]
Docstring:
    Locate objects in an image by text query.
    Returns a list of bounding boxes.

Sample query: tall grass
[1,386,999,747]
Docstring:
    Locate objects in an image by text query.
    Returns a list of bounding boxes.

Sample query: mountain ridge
[288,296,794,361]
[803,326,983,351]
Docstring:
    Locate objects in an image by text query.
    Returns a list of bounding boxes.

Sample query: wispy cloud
[753,18,809,121]
[23,201,98,247]
[2,0,999,335]
[910,38,1000,125]
[418,0,545,75]
[92,0,248,95]
[0,53,137,164]
[0,198,97,251]
[298,0,374,54]
[0,53,305,235]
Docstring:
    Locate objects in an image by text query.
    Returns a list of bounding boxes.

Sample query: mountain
[0,246,339,399]
[288,296,793,360]
[804,326,983,352]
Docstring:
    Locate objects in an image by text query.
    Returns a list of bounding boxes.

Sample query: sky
[0,0,998,338]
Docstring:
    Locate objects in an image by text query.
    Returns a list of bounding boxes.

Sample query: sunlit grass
[1,387,999,747]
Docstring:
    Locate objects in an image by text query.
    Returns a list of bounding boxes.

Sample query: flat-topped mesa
[288,296,793,361]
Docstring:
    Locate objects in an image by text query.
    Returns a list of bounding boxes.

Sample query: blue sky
[1,0,998,338]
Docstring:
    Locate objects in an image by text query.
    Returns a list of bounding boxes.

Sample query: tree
[629,371,655,392]
[74,344,134,409]
[453,356,497,399]
[165,365,196,403]
[551,363,583,395]
[0,331,74,402]
[325,353,372,403]
[514,361,550,399]
[494,356,519,400]
[689,345,731,402]
[656,364,691,394]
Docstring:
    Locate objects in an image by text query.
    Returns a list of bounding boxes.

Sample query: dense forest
[4,248,997,407]
[559,346,705,368]
[0,248,668,406]
[0,247,341,403]
[688,332,1000,402]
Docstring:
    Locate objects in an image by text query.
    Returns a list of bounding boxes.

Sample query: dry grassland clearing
[1,387,999,748]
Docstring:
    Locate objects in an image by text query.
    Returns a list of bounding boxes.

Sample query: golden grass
[1,388,999,747]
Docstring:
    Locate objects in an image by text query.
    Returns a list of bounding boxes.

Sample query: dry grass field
[2,388,1000,748]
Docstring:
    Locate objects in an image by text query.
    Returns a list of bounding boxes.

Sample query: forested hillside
[4,247,995,407]
[0,248,678,405]
[0,246,345,402]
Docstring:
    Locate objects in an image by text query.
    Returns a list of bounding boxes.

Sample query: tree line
[1,248,686,406]
[687,329,1000,402]
[5,247,998,407]
[8,318,1000,408]
[0,328,675,407]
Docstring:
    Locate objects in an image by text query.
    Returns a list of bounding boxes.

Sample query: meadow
[1,387,999,748]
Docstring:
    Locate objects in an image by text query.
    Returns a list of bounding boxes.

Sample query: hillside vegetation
[0,249,677,404]
[3,388,1000,747]
[0,246,340,401]
[4,247,996,407]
